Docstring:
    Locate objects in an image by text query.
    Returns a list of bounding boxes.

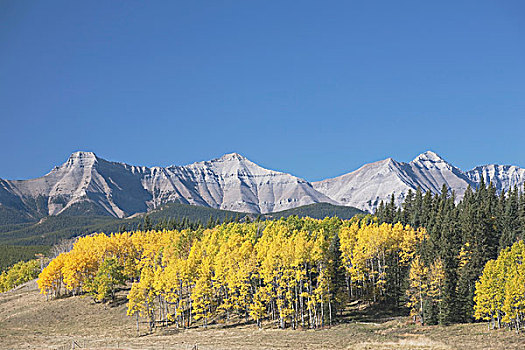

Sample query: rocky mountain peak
[2,150,524,218]
[383,157,397,165]
[63,151,98,168]
[411,151,445,164]
[217,152,248,162]
[69,151,97,159]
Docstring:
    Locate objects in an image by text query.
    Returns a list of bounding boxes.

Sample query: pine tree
[385,194,396,223]
[142,215,153,231]
[410,188,423,228]
[376,201,385,222]
[421,190,434,229]
[519,184,525,241]
[400,189,414,225]
[500,186,520,249]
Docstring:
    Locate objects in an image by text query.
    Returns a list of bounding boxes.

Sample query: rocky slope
[0,152,335,218]
[466,164,525,193]
[313,151,520,213]
[0,151,523,218]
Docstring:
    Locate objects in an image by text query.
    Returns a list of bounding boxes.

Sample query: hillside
[1,279,522,349]
[265,202,364,220]
[3,195,525,349]
[0,202,363,266]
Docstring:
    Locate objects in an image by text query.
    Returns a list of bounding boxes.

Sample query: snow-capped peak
[3,150,525,219]
[313,150,476,213]
[63,151,98,168]
[411,151,445,164]
[218,152,247,161]
[69,151,97,159]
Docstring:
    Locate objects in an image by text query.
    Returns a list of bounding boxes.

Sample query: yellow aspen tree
[192,255,213,327]
[127,266,156,332]
[38,253,66,297]
[249,285,268,328]
[406,255,428,325]
[501,241,525,332]
[428,258,445,315]
[0,259,40,292]
[474,259,500,328]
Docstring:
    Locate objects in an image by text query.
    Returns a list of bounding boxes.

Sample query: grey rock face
[313,151,522,213]
[0,152,334,218]
[1,150,523,218]
[1,152,152,218]
[466,164,525,193]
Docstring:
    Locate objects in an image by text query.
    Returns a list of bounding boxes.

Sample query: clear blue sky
[1,1,524,181]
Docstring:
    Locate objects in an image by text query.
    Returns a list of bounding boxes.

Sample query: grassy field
[1,281,524,350]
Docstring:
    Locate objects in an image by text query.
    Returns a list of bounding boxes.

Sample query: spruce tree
[500,186,519,249]
[376,201,385,222]
[410,187,423,228]
[401,189,415,225]
[421,190,434,229]
[520,183,525,240]
[384,194,396,223]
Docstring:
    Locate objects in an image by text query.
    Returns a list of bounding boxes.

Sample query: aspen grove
[37,216,427,331]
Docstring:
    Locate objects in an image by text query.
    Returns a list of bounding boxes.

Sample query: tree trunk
[300,279,305,327]
[136,313,140,336]
[419,283,424,325]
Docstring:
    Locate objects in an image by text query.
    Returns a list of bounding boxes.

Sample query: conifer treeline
[133,213,240,233]
[37,217,426,331]
[376,180,525,324]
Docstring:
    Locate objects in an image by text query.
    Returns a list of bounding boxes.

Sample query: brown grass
[1,281,524,350]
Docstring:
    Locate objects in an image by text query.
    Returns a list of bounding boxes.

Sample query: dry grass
[1,281,524,350]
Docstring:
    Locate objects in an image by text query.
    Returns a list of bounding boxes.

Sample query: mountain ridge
[1,150,524,218]
[0,151,335,219]
[312,150,478,212]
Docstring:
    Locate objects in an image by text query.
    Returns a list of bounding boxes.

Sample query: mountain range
[1,150,524,220]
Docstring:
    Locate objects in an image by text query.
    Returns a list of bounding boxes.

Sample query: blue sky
[1,1,524,181]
